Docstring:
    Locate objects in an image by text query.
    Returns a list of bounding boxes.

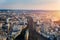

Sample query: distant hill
[0,9,59,13]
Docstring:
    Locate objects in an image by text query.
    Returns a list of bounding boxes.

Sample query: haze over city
[0,0,60,40]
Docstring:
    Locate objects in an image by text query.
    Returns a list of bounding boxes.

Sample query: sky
[0,0,60,10]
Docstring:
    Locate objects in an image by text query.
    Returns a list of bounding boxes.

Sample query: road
[29,28,48,40]
[27,16,48,40]
[14,16,49,40]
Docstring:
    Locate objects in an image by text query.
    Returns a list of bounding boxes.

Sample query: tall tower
[6,18,11,34]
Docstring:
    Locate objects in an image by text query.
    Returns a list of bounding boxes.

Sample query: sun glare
[51,12,60,21]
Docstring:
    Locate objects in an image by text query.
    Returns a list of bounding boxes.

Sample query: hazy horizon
[0,0,60,10]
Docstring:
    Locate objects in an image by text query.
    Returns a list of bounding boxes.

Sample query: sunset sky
[0,0,60,10]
